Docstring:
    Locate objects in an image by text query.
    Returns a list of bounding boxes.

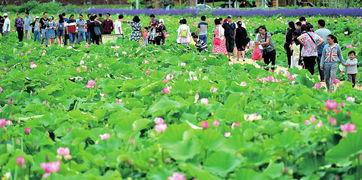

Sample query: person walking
[256,25,276,71]
[128,16,142,42]
[76,14,87,43]
[284,22,295,68]
[177,18,191,45]
[15,13,24,42]
[2,13,10,36]
[212,18,227,55]
[222,15,236,60]
[315,19,331,82]
[320,35,345,92]
[57,14,65,46]
[24,11,32,40]
[155,19,167,45]
[297,24,323,75]
[40,12,49,45]
[31,16,41,42]
[46,16,56,46]
[66,14,77,45]
[102,13,114,35]
[235,21,249,61]
[114,14,124,38]
[197,15,208,44]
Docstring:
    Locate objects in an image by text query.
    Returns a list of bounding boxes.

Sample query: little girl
[320,34,345,92]
[290,40,300,68]
[177,18,191,45]
[142,27,149,46]
[344,51,358,87]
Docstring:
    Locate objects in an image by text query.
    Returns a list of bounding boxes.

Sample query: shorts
[57,29,64,36]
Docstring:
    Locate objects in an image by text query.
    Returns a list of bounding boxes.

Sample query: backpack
[94,25,102,36]
[180,28,188,38]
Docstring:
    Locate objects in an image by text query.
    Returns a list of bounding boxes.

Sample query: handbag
[214,38,222,46]
[252,46,263,60]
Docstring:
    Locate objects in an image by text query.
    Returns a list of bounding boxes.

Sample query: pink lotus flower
[30,62,37,69]
[287,75,296,81]
[213,120,220,127]
[332,79,340,85]
[304,120,311,125]
[57,147,72,160]
[99,133,110,140]
[168,172,186,180]
[155,123,167,133]
[16,156,25,167]
[340,123,356,134]
[145,69,150,76]
[313,82,322,90]
[24,127,31,135]
[231,122,240,129]
[162,87,170,94]
[200,98,209,105]
[310,115,316,123]
[224,132,231,138]
[316,121,323,128]
[345,44,353,49]
[154,117,164,125]
[85,80,96,89]
[328,117,337,125]
[200,121,209,129]
[0,119,11,128]
[40,161,60,178]
[258,76,280,83]
[325,100,338,111]
[346,96,355,103]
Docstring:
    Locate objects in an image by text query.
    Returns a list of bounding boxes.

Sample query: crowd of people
[0,12,358,91]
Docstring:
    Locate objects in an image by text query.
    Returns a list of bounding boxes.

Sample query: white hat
[35,16,39,19]
[3,13,8,16]
[159,19,164,23]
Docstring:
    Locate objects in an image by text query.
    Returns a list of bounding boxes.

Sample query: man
[222,15,236,60]
[197,15,208,45]
[0,15,4,35]
[66,14,77,45]
[76,14,87,43]
[102,13,114,34]
[40,12,48,44]
[2,13,10,36]
[14,13,24,42]
[315,19,331,82]
[24,11,32,40]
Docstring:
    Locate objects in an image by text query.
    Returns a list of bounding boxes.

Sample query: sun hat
[3,13,8,16]
[227,15,232,18]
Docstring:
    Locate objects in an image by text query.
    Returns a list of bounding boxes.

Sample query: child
[142,27,149,45]
[344,51,358,87]
[192,32,207,52]
[114,14,124,38]
[320,34,345,92]
[197,15,208,45]
[290,40,300,68]
[177,18,191,45]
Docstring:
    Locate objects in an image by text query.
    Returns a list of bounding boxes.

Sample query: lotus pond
[0,15,362,179]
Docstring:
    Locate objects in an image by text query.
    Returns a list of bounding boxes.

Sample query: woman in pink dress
[212,18,227,54]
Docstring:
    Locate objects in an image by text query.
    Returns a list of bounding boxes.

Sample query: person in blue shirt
[76,14,87,44]
[197,15,208,45]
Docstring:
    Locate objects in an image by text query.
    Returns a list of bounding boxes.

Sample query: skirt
[47,29,56,39]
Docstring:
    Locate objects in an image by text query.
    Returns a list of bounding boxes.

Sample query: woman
[212,18,227,55]
[155,19,167,45]
[235,21,249,61]
[46,16,57,46]
[88,14,102,45]
[222,16,236,60]
[297,23,323,75]
[129,16,142,42]
[15,13,24,42]
[255,26,276,71]
[177,18,191,45]
[284,21,295,68]
[57,14,65,45]
[320,35,345,92]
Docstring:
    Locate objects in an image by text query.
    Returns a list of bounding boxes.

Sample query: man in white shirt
[3,13,10,35]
